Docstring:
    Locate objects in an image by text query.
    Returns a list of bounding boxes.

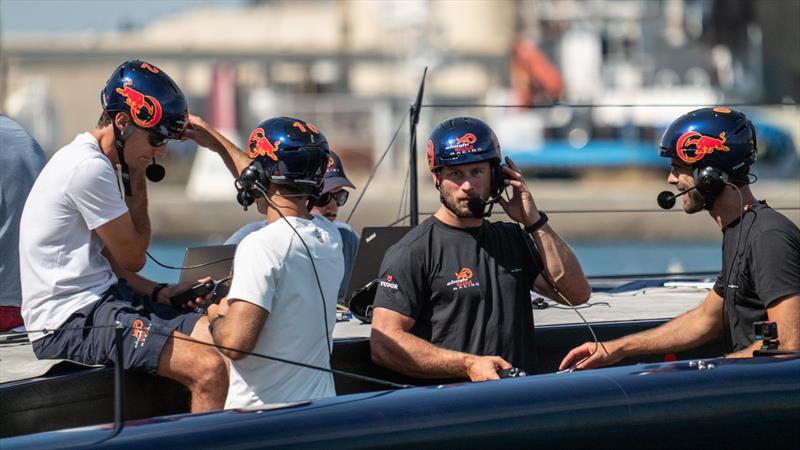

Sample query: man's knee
[187,347,228,393]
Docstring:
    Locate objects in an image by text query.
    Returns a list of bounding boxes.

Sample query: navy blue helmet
[659,107,757,177]
[427,117,502,172]
[101,60,188,140]
[244,116,329,196]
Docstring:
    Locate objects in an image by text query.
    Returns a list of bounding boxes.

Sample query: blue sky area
[1,0,246,35]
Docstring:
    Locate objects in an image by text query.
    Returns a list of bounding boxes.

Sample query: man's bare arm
[208,299,268,360]
[96,170,150,271]
[183,114,251,178]
[530,223,591,306]
[370,307,511,381]
[727,293,800,357]
[559,290,724,370]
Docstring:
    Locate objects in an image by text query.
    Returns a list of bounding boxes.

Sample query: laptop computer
[345,226,410,319]
[178,244,236,284]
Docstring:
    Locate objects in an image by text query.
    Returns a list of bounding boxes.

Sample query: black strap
[524,211,549,233]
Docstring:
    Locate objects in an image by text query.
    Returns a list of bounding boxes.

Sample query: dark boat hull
[2,342,800,450]
[3,355,799,449]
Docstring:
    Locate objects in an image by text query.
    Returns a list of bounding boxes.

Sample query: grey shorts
[32,280,203,375]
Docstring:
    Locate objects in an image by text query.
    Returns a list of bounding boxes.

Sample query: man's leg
[156,315,228,412]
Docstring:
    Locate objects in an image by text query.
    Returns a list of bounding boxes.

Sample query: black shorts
[31,281,202,375]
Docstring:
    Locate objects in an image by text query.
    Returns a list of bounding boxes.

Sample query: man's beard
[682,188,706,214]
[440,187,487,218]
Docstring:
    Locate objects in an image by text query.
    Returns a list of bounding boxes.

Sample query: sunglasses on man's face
[317,190,349,207]
[147,132,170,148]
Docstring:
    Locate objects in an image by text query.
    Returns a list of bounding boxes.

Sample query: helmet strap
[111,117,134,197]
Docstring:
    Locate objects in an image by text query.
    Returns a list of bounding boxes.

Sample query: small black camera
[754,321,778,341]
[754,321,779,351]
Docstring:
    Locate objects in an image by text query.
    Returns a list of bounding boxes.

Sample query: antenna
[408,67,427,227]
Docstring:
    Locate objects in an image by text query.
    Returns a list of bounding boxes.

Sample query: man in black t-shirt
[560,108,800,371]
[371,117,591,380]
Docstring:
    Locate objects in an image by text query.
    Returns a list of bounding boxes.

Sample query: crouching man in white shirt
[19,61,251,412]
[207,117,344,408]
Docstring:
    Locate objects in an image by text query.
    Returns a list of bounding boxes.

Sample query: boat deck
[1,279,712,384]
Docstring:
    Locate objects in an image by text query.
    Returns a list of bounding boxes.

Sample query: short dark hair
[97,111,113,128]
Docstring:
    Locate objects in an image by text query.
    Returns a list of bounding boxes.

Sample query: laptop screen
[178,244,236,284]
[344,226,411,302]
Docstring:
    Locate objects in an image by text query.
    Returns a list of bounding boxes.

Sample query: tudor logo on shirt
[380,274,399,290]
[447,267,480,291]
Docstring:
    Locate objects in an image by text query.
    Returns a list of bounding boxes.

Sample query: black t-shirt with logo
[373,216,542,372]
[712,203,800,352]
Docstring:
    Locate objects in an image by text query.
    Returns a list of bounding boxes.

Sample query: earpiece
[235,162,267,210]
[693,165,728,197]
[490,162,508,199]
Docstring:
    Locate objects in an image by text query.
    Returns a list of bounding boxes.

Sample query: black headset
[235,161,322,212]
[693,165,729,197]
[235,161,265,210]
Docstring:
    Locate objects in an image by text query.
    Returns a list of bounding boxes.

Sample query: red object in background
[509,38,564,105]
[664,353,678,362]
[0,306,24,331]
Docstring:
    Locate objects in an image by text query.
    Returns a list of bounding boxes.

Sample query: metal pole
[113,321,125,434]
[409,105,419,227]
[408,67,427,227]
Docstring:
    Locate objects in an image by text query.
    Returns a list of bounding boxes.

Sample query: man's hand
[182,114,224,151]
[465,355,512,381]
[496,156,541,227]
[158,277,214,309]
[559,341,623,371]
[182,114,251,177]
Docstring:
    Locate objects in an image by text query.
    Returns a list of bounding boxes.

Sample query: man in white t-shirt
[207,117,344,408]
[19,61,250,412]
[225,149,359,304]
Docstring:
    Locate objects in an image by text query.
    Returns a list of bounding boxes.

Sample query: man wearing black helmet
[225,149,359,304]
[560,107,800,371]
[370,117,591,381]
[19,61,248,412]
[206,117,344,407]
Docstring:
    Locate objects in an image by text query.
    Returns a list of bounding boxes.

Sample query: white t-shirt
[20,133,128,341]
[224,215,344,408]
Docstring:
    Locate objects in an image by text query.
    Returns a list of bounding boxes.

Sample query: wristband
[523,212,548,234]
[151,283,169,301]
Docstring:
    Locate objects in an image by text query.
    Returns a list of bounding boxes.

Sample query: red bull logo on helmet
[115,81,163,128]
[248,127,280,161]
[676,131,730,164]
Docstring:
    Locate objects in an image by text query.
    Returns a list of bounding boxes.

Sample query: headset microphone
[657,186,697,209]
[146,158,166,182]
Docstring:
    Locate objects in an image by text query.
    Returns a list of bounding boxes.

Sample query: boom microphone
[657,186,697,209]
[146,158,166,182]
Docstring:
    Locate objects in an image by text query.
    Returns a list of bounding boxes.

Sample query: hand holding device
[169,276,232,309]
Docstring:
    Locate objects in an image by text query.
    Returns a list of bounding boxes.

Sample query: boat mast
[408,67,427,227]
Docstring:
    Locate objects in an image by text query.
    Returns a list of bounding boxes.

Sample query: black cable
[255,184,333,360]
[387,214,410,227]
[156,329,414,389]
[546,301,611,310]
[345,115,406,224]
[720,183,749,354]
[146,250,233,270]
[420,101,797,109]
[396,162,411,223]
[5,322,413,390]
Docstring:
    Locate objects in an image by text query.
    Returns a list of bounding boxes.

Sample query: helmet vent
[733,124,748,136]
